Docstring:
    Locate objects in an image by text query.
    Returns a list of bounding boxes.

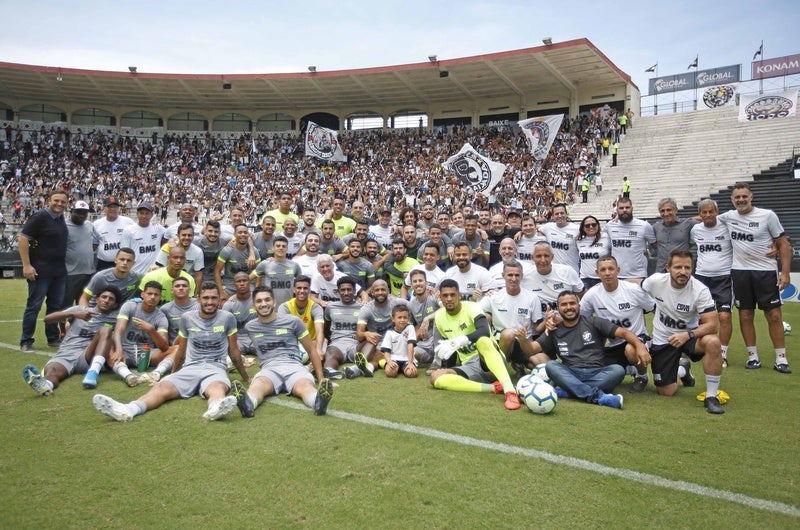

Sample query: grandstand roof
[0,38,634,113]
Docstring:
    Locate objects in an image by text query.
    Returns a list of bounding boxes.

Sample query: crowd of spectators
[0,106,623,233]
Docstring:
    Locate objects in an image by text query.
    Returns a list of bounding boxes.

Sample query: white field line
[271,398,800,518]
[1,341,53,357]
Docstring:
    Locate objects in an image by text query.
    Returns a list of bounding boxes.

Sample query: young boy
[379,304,418,378]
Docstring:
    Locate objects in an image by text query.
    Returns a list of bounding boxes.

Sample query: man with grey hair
[690,198,733,367]
[652,198,699,273]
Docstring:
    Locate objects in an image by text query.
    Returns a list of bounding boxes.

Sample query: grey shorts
[46,350,89,375]
[254,362,314,395]
[328,337,359,362]
[453,354,496,384]
[161,363,230,399]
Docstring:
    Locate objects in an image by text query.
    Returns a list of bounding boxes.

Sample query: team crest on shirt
[582,331,593,343]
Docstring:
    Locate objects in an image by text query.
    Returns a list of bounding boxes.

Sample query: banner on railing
[699,84,738,109]
[751,53,800,80]
[738,89,797,122]
[648,64,741,94]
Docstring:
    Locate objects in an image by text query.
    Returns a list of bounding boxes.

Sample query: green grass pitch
[1,279,798,528]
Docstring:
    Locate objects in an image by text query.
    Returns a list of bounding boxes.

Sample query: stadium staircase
[674,157,800,268]
[566,103,800,222]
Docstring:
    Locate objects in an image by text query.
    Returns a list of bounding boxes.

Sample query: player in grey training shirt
[79,247,141,307]
[250,236,301,307]
[23,286,122,396]
[348,280,402,377]
[160,276,199,344]
[222,272,257,354]
[93,282,250,423]
[234,286,332,417]
[323,276,364,377]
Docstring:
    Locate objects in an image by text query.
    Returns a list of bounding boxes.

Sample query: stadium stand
[567,103,800,220]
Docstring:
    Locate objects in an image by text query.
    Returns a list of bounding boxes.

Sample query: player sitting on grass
[84,281,172,388]
[429,279,521,410]
[379,304,418,378]
[525,291,651,409]
[22,286,122,397]
[93,282,251,422]
[231,286,332,417]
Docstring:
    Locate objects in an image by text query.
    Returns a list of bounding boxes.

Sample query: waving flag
[305,122,346,162]
[444,143,506,198]
[517,114,564,160]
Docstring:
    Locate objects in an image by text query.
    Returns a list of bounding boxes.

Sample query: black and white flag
[305,122,346,162]
[517,114,564,160]
[443,143,506,198]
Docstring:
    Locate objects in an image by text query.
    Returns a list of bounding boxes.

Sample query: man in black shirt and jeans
[18,189,69,351]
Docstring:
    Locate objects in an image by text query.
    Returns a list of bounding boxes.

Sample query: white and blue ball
[516,374,558,415]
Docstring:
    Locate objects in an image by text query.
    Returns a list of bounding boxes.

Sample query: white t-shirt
[293,254,320,278]
[538,222,580,274]
[717,207,784,271]
[580,281,655,346]
[641,272,715,345]
[443,264,494,301]
[527,263,584,310]
[576,234,612,280]
[379,324,417,362]
[516,234,547,263]
[479,288,543,340]
[310,270,361,303]
[690,222,733,277]
[487,260,535,291]
[403,264,445,291]
[604,218,656,278]
[121,222,166,276]
[94,215,135,262]
[156,242,204,274]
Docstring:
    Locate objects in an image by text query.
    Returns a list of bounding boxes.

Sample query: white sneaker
[93,394,132,422]
[202,396,237,421]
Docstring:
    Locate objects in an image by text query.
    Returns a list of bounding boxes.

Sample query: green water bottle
[137,344,151,373]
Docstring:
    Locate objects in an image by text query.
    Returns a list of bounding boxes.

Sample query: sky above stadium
[1,0,795,95]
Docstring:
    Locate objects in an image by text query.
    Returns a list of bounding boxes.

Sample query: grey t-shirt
[218,245,261,292]
[53,306,118,361]
[222,295,257,350]
[253,259,301,306]
[535,316,618,368]
[245,313,308,366]
[83,269,142,306]
[357,298,402,334]
[160,298,199,343]
[117,300,169,357]
[179,309,237,368]
[324,301,363,343]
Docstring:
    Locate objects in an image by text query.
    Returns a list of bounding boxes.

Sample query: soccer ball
[783,321,792,335]
[516,374,558,415]
[531,363,551,384]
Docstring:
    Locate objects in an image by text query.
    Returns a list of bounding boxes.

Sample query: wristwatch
[687,330,696,340]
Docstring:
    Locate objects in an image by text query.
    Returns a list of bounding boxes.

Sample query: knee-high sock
[476,336,514,393]
[433,373,493,393]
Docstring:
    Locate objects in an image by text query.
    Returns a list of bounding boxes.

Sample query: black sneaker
[773,363,792,374]
[679,357,695,387]
[314,379,333,416]
[20,342,33,353]
[704,396,725,414]
[354,352,373,378]
[231,380,254,418]
[323,367,344,381]
[629,375,648,393]
[745,359,761,369]
[47,340,62,348]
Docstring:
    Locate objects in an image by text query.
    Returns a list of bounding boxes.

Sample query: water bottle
[137,344,151,372]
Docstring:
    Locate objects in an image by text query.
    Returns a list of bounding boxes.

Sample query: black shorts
[695,274,732,313]
[603,333,650,367]
[731,270,782,311]
[650,339,702,387]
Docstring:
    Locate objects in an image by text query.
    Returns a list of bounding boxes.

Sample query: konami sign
[752,54,800,80]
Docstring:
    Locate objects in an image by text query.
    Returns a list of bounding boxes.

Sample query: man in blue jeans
[18,189,69,351]
[526,291,651,409]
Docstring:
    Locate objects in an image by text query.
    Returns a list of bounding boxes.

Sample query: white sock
[775,348,787,365]
[248,392,260,410]
[747,347,758,360]
[127,400,147,417]
[304,392,316,408]
[45,379,54,391]
[89,355,105,373]
[677,365,686,379]
[207,398,221,411]
[113,362,133,380]
[155,358,173,375]
[705,375,720,398]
